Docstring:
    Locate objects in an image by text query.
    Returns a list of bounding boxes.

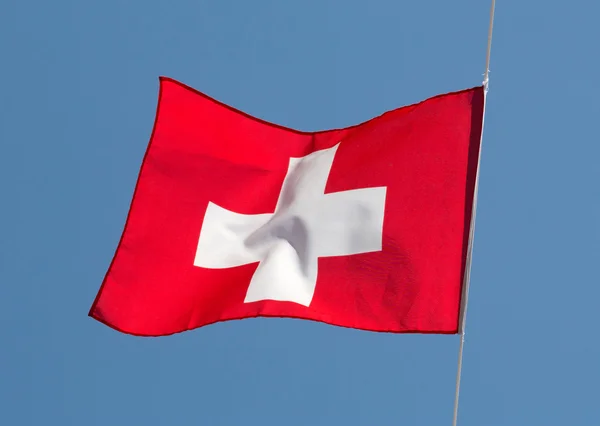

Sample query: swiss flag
[89,77,484,336]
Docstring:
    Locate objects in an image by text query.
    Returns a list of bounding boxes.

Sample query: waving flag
[89,77,484,336]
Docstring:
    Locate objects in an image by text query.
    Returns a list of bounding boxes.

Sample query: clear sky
[2,1,599,425]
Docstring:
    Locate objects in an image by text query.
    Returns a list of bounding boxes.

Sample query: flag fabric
[89,77,484,336]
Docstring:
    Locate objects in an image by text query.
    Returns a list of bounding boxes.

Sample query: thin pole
[483,0,496,90]
[452,1,496,426]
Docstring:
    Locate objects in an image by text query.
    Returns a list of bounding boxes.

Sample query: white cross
[194,143,387,306]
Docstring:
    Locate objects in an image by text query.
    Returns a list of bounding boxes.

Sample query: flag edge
[158,76,484,136]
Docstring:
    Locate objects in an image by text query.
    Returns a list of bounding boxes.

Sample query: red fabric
[89,77,484,336]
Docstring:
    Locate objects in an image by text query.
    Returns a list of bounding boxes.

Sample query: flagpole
[452,1,496,425]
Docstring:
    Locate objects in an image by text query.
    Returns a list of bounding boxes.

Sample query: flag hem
[90,311,460,338]
[158,76,484,136]
[457,86,486,333]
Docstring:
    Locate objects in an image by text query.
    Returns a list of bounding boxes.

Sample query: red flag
[89,77,484,336]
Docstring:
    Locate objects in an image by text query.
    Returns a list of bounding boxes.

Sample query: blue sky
[1,1,599,425]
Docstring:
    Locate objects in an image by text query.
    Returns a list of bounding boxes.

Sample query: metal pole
[452,1,496,425]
